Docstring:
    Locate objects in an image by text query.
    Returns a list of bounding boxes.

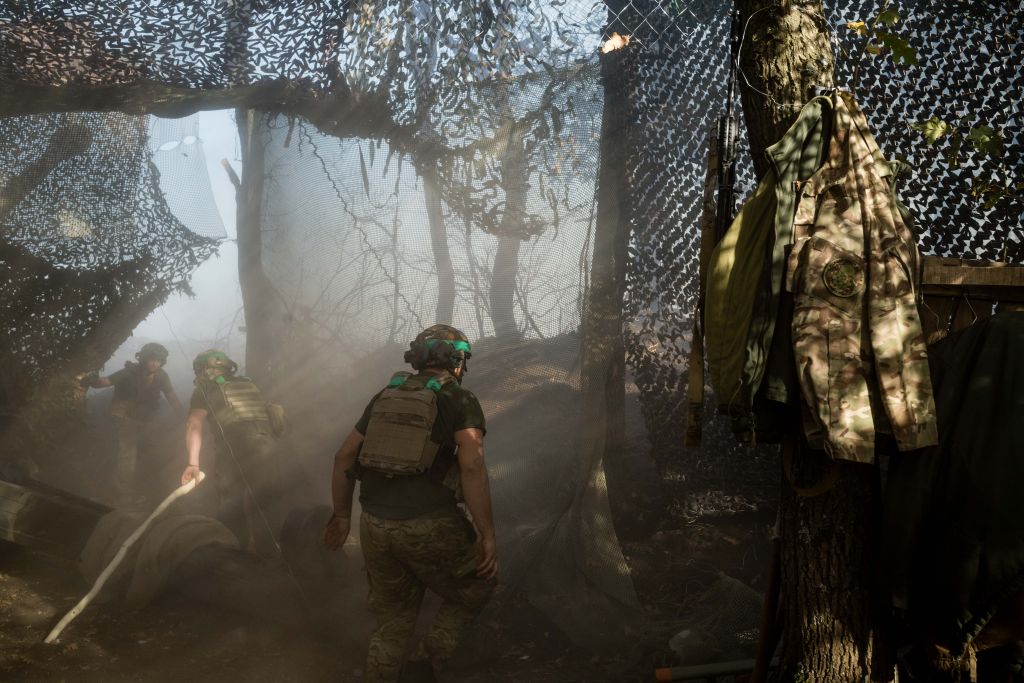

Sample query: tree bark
[774,438,881,682]
[490,235,522,339]
[735,0,834,180]
[489,120,528,340]
[422,163,455,325]
[235,109,284,389]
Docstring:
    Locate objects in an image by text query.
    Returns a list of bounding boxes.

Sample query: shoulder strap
[389,372,454,393]
[387,371,413,388]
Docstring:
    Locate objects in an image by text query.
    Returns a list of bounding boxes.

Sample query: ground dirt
[0,477,775,683]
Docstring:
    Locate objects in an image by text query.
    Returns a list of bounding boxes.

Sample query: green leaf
[876,9,900,25]
[969,180,1007,209]
[876,32,918,65]
[911,116,951,145]
[968,125,1004,156]
[865,43,883,55]
[845,20,868,36]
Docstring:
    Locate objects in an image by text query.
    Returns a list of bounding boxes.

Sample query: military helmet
[192,349,239,378]
[404,324,472,374]
[136,342,169,364]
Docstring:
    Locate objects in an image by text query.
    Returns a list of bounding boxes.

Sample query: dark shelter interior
[0,0,1021,681]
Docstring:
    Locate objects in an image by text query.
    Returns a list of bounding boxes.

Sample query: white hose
[44,472,206,644]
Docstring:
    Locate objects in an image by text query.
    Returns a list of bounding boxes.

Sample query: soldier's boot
[398,659,437,683]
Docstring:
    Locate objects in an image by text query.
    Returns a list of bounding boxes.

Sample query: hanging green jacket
[706,95,833,413]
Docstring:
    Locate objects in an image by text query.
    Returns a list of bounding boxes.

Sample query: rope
[44,472,206,644]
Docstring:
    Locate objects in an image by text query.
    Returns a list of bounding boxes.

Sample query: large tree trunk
[235,109,284,389]
[736,0,835,180]
[775,437,882,682]
[422,163,455,325]
[733,2,888,681]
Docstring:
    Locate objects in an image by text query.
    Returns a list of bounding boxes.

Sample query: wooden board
[0,479,110,560]
[921,256,1024,302]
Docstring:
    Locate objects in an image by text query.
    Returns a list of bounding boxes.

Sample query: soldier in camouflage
[787,91,938,462]
[323,324,498,683]
[180,349,283,555]
[82,342,184,506]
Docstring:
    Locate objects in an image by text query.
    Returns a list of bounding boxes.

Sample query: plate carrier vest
[205,377,270,427]
[358,372,454,476]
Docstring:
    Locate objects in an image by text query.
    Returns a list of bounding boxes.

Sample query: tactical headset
[404,338,472,375]
[192,349,239,385]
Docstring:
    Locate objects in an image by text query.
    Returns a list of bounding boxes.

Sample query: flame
[601,33,631,54]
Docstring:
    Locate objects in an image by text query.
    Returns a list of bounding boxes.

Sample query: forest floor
[0,475,775,683]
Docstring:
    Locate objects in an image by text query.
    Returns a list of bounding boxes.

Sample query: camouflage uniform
[191,376,281,554]
[788,92,938,462]
[360,512,496,683]
[107,362,176,505]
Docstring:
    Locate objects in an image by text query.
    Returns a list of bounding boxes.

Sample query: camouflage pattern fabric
[113,416,142,506]
[788,91,938,463]
[360,511,495,683]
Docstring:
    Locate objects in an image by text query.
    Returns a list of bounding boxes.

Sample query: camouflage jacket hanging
[787,91,938,462]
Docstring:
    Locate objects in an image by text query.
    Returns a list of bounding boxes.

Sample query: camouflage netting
[0,110,220,472]
[617,0,1022,493]
[0,0,1020,648]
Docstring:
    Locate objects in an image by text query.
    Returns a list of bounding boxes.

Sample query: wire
[161,306,312,609]
[735,3,835,111]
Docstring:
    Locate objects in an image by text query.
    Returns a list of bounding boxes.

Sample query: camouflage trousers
[113,416,150,506]
[360,511,496,683]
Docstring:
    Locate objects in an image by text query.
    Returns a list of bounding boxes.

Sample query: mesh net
[0,0,1020,650]
[0,110,220,466]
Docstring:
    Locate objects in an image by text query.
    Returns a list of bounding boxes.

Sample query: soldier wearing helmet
[82,342,184,506]
[323,324,497,683]
[181,349,283,555]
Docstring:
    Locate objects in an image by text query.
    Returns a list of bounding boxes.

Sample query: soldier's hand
[322,514,351,550]
[477,533,498,580]
[180,465,202,486]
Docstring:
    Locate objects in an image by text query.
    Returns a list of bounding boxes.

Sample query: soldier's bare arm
[454,427,497,579]
[323,428,363,550]
[180,407,207,485]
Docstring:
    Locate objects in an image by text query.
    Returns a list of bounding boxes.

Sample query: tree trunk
[775,437,881,682]
[236,109,284,389]
[490,235,521,339]
[422,163,455,325]
[735,0,835,180]
[579,46,646,535]
[734,2,889,681]
[489,120,528,340]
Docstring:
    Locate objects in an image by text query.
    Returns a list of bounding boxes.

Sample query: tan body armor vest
[358,372,454,476]
[205,377,270,427]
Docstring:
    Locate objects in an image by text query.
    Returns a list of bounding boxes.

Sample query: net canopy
[0,0,1020,649]
[0,109,221,471]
